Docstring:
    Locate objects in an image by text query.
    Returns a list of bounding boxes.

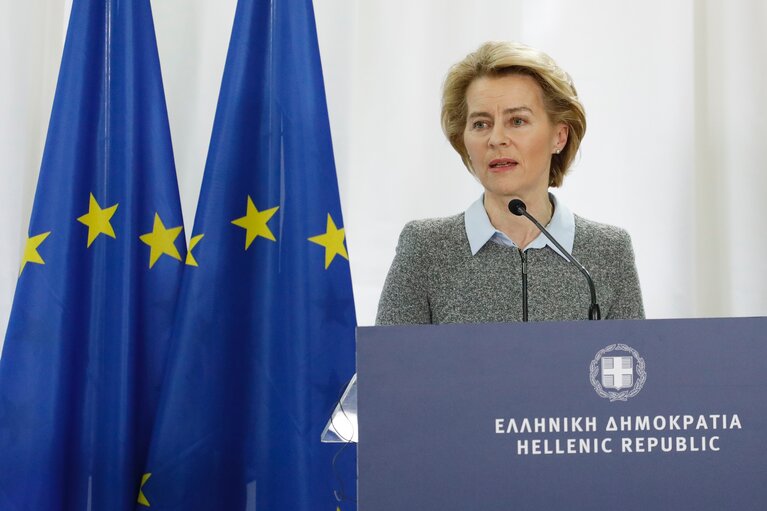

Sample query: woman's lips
[488,158,518,171]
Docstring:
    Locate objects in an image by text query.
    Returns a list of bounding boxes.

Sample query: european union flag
[138,0,357,509]
[0,1,186,509]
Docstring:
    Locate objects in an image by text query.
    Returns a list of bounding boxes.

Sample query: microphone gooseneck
[508,199,601,320]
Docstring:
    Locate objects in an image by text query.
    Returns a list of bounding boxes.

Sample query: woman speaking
[376,42,644,325]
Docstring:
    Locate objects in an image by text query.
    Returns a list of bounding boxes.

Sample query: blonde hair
[441,42,586,187]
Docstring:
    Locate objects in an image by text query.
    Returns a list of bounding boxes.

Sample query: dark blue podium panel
[357,317,767,511]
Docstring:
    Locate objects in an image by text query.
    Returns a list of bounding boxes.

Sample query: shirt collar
[464,193,575,260]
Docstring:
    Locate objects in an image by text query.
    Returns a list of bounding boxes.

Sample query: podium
[356,317,767,511]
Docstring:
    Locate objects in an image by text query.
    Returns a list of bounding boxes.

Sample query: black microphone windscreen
[508,199,527,216]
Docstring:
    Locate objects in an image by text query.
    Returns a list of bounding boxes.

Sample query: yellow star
[308,214,349,269]
[19,231,51,276]
[139,213,183,269]
[137,472,151,507]
[76,193,118,247]
[231,196,279,249]
[185,234,204,266]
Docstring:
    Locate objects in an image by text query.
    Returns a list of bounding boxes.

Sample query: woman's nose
[488,123,510,147]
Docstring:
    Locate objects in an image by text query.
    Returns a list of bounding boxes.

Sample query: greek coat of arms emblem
[589,344,646,401]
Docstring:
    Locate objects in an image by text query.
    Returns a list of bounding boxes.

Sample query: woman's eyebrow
[467,106,534,119]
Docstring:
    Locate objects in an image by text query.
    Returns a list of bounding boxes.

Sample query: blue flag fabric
[138,0,357,509]
[0,1,186,510]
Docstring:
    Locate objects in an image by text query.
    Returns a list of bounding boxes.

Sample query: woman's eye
[512,117,526,126]
[472,120,488,129]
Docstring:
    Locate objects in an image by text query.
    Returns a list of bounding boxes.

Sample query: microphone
[508,199,601,320]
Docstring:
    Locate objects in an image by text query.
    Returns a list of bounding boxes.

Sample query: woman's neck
[484,192,553,250]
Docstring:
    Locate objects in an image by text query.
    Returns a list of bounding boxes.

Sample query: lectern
[356,317,767,511]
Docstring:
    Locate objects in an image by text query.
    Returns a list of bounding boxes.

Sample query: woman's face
[463,74,567,203]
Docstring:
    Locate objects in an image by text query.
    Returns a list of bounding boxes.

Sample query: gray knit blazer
[376,213,644,325]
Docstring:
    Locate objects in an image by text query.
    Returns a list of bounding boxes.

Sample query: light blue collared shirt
[464,193,575,260]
